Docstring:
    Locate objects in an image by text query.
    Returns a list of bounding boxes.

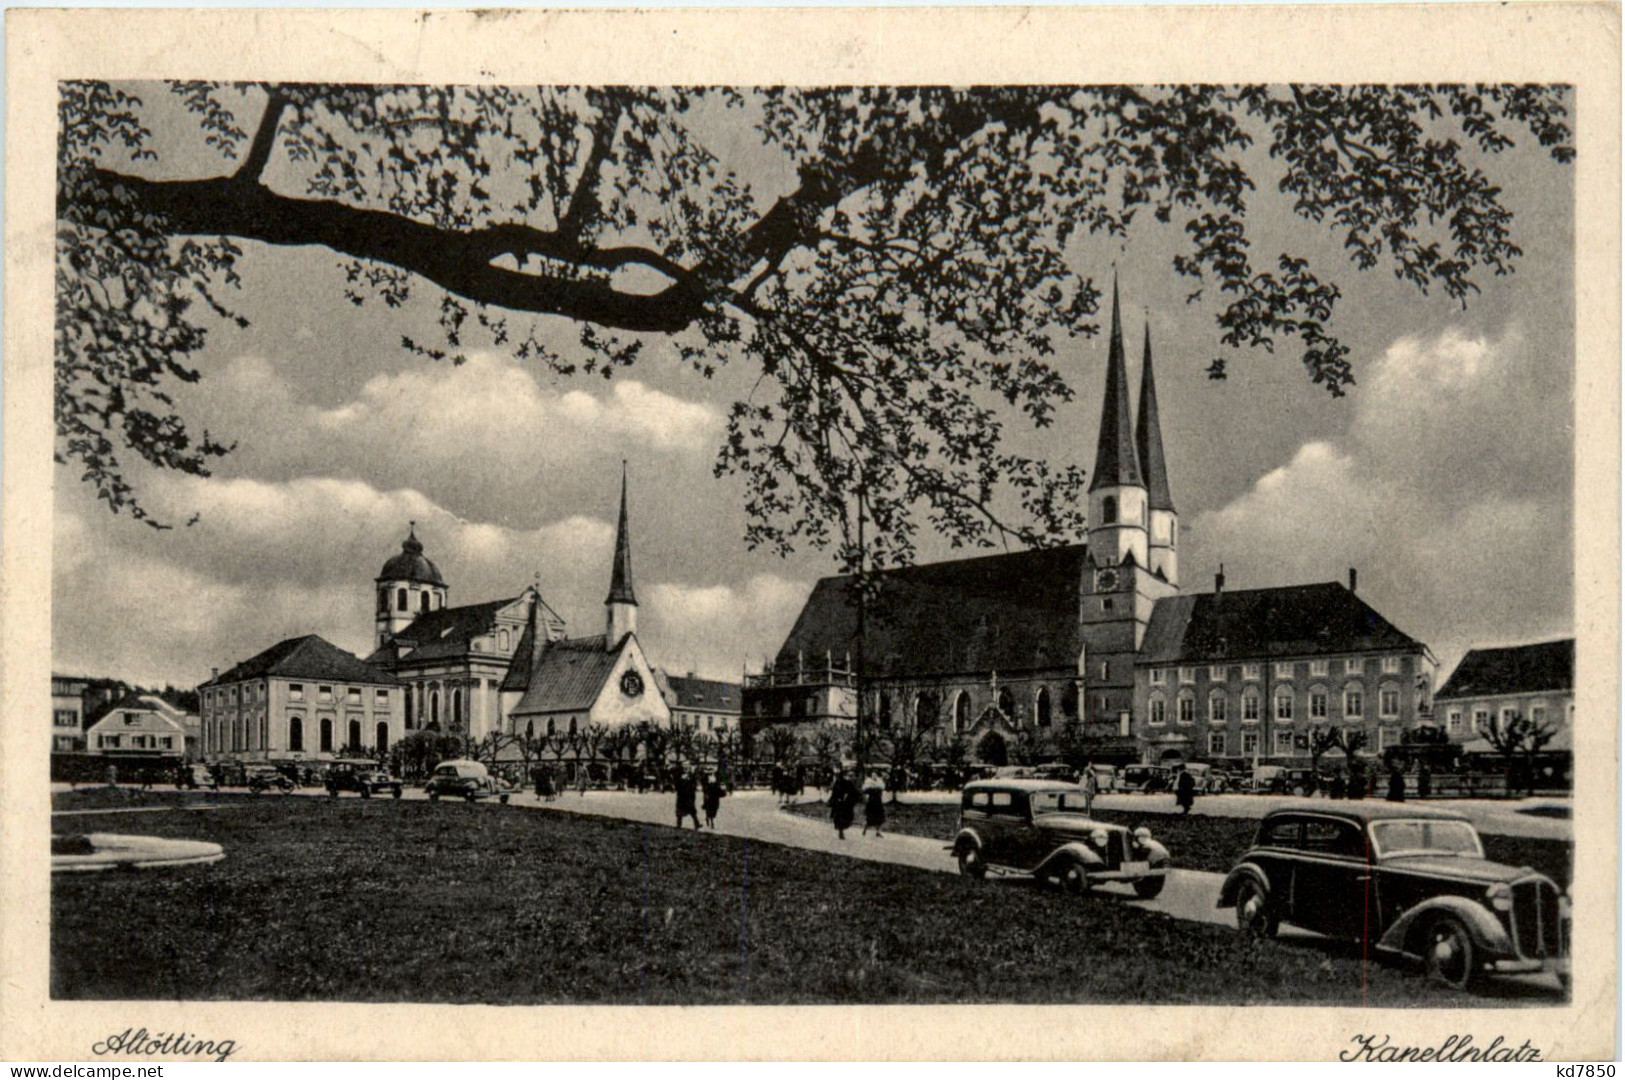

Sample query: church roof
[206,635,401,687]
[664,674,741,714]
[1138,582,1424,665]
[378,525,445,586]
[1135,322,1176,513]
[1436,639,1573,700]
[1089,279,1144,493]
[606,464,638,607]
[772,545,1092,678]
[367,595,552,666]
[509,635,620,716]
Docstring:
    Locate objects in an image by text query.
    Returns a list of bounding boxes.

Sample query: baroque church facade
[744,283,1436,766]
[201,469,669,764]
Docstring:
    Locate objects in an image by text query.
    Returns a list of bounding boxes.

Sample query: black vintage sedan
[1217,804,1569,991]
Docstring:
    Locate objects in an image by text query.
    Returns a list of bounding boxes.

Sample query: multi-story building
[199,636,404,762]
[51,674,89,752]
[1436,638,1573,744]
[662,673,742,735]
[748,282,1435,768]
[84,693,197,760]
[1134,571,1436,765]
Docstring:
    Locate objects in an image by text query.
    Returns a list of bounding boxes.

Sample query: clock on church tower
[1095,567,1120,593]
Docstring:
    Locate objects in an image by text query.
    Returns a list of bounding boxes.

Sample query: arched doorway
[376,721,389,755]
[320,718,333,753]
[288,716,303,752]
[348,719,362,752]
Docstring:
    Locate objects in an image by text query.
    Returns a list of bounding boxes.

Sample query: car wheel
[1290,784,1307,797]
[428,790,439,802]
[1061,862,1090,897]
[1235,878,1277,939]
[1423,915,1478,991]
[392,787,402,800]
[465,791,477,803]
[957,847,986,880]
[1133,875,1166,900]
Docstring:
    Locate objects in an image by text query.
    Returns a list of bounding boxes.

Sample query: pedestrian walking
[1080,759,1099,815]
[675,769,701,830]
[577,769,588,797]
[539,770,555,801]
[1174,767,1197,815]
[829,769,860,840]
[1329,771,1347,799]
[1417,763,1432,799]
[862,783,886,837]
[1386,766,1407,803]
[702,773,726,829]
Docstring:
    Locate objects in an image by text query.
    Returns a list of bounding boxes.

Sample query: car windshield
[1029,790,1093,815]
[1370,819,1482,859]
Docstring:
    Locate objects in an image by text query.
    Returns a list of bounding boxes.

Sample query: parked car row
[950,778,1570,995]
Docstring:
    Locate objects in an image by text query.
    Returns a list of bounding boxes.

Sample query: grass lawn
[51,796,1500,1006]
[786,799,1573,887]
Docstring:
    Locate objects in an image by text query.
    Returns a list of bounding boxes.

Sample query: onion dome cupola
[375,523,449,648]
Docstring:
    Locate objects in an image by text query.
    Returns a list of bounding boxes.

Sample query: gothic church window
[954,692,971,733]
[1035,687,1052,728]
[997,687,1015,719]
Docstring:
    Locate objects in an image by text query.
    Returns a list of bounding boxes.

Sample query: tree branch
[237,89,290,185]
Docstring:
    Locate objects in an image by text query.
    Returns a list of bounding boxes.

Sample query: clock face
[1096,569,1119,592]
[620,670,645,698]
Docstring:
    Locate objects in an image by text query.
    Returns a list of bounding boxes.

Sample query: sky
[52,85,1575,690]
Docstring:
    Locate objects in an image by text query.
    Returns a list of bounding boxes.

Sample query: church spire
[1089,276,1144,492]
[605,461,638,607]
[605,462,638,646]
[1136,320,1176,513]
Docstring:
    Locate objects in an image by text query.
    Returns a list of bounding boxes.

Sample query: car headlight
[1090,829,1110,848]
[1132,826,1152,849]
[1486,883,1512,912]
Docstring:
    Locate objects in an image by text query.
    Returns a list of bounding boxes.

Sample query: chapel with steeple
[368,464,668,745]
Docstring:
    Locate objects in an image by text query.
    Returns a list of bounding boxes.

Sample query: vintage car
[424,759,511,804]
[1217,805,1569,991]
[1118,765,1170,793]
[244,763,294,794]
[1183,762,1234,794]
[325,759,403,799]
[949,779,1171,898]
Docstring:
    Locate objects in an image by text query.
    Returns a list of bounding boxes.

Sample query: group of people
[826,770,887,839]
[673,768,729,830]
[531,766,589,801]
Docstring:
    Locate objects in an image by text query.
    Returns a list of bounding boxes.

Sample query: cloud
[182,351,723,525]
[1186,326,1572,677]
[52,471,617,687]
[642,574,813,681]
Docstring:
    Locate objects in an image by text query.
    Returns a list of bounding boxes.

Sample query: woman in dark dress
[702,774,725,829]
[1174,768,1196,815]
[675,769,701,829]
[862,784,886,837]
[829,770,860,839]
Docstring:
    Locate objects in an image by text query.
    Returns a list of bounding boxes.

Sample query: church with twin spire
[746,280,1435,768]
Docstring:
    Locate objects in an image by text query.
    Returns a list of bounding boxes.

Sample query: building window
[347,718,362,750]
[289,717,303,752]
[1499,706,1516,727]
[1178,667,1195,684]
[1241,730,1260,756]
[54,709,77,728]
[376,689,388,706]
[1035,687,1052,728]
[1274,691,1294,721]
[1273,662,1294,680]
[1102,495,1118,524]
[1380,687,1401,718]
[1310,659,1329,676]
[1242,664,1261,681]
[1309,690,1328,719]
[1101,597,1114,612]
[1150,669,1166,685]
[1149,697,1166,726]
[1274,730,1296,756]
[396,588,408,612]
[878,692,893,729]
[1344,688,1364,719]
[1209,665,1227,681]
[568,717,578,736]
[1382,656,1402,674]
[1473,708,1490,732]
[1099,661,1109,679]
[1531,705,1547,726]
[319,686,333,701]
[431,691,440,728]
[123,712,140,726]
[289,684,304,701]
[1241,692,1260,723]
[452,688,463,730]
[1346,657,1364,675]
[954,692,971,733]
[499,629,510,651]
[1208,731,1226,756]
[997,687,1015,719]
[1178,696,1195,725]
[1209,693,1227,724]
[347,687,362,705]
[1447,709,1464,736]
[420,592,431,613]
[376,722,389,755]
[1377,727,1396,751]
[319,718,333,753]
